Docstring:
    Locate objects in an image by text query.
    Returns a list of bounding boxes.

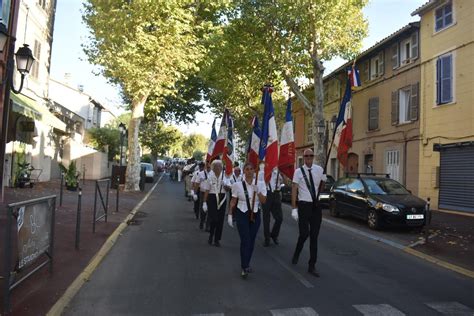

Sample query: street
[64,175,474,316]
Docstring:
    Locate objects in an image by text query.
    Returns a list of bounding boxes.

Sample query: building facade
[413,0,474,212]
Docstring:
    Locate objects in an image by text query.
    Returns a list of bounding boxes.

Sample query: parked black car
[281,175,335,207]
[329,174,427,230]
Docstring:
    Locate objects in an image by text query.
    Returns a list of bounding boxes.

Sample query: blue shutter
[436,58,441,104]
[441,55,453,104]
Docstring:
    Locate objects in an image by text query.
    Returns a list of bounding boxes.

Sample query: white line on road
[262,247,314,289]
[193,314,225,316]
[425,302,474,315]
[353,304,406,316]
[270,307,319,316]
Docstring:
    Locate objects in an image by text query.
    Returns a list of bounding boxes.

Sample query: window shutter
[391,43,399,69]
[436,58,441,104]
[368,97,379,130]
[410,82,419,121]
[411,31,419,60]
[363,60,369,82]
[391,91,399,125]
[378,51,384,76]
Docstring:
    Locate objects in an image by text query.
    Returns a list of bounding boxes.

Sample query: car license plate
[407,214,424,219]
[319,193,329,200]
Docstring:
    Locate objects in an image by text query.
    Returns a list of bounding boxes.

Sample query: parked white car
[140,163,155,182]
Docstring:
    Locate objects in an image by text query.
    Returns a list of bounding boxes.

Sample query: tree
[205,0,368,165]
[182,133,208,157]
[86,127,120,161]
[82,1,224,190]
[139,120,183,158]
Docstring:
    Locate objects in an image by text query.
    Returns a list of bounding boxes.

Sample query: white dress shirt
[267,169,284,192]
[195,170,210,191]
[292,164,327,202]
[191,169,201,184]
[202,171,231,194]
[232,179,267,213]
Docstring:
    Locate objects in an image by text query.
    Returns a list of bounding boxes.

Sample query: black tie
[308,167,316,201]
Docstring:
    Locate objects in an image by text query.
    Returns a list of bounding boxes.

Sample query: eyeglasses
[304,155,314,158]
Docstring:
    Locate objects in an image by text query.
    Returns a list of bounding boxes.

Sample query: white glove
[202,202,208,213]
[252,184,258,192]
[193,194,198,201]
[227,215,233,227]
[291,208,299,221]
[190,190,195,196]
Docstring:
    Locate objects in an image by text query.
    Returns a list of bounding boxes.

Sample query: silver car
[140,163,155,182]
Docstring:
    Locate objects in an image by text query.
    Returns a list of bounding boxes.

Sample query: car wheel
[329,200,340,217]
[367,209,380,230]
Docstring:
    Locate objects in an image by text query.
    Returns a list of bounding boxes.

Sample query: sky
[50,0,427,137]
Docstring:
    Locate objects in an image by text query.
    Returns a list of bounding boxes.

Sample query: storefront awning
[10,92,67,132]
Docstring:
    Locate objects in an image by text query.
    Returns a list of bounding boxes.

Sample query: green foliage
[59,161,80,188]
[182,133,208,158]
[141,154,152,163]
[86,127,121,161]
[139,120,184,157]
[192,150,205,161]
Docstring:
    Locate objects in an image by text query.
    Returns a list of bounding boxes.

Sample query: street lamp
[118,122,126,167]
[11,44,35,94]
[330,115,337,132]
[316,120,326,138]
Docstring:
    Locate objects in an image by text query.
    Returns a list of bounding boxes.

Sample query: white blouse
[232,179,267,213]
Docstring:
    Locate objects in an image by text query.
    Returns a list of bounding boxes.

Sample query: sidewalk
[0,177,157,316]
[411,210,474,272]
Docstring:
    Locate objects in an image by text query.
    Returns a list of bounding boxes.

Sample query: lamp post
[118,122,126,167]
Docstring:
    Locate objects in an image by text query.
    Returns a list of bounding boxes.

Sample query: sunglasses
[304,155,314,158]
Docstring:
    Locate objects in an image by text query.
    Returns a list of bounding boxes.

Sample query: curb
[322,217,474,280]
[46,174,164,316]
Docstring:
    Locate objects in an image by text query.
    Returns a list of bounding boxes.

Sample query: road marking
[270,307,319,316]
[322,218,405,250]
[353,304,405,316]
[407,233,438,248]
[262,247,314,289]
[193,314,225,316]
[47,175,163,316]
[425,301,474,315]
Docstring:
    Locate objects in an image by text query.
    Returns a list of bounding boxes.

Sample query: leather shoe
[271,236,279,245]
[263,239,270,247]
[214,241,221,247]
[208,237,212,245]
[308,268,320,277]
[240,270,248,279]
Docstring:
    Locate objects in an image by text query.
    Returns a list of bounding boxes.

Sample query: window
[385,150,400,182]
[435,1,453,32]
[368,97,379,131]
[436,54,453,105]
[364,154,373,174]
[38,0,48,10]
[391,31,418,69]
[399,87,411,124]
[31,40,41,79]
[391,83,419,125]
[363,51,384,82]
[347,179,365,194]
[306,119,312,144]
[297,156,303,168]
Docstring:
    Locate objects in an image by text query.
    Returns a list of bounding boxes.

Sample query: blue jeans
[236,209,261,270]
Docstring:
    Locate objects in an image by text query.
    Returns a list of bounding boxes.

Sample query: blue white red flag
[247,116,260,168]
[348,65,361,88]
[278,98,295,179]
[333,79,353,167]
[211,111,227,160]
[259,86,279,183]
[206,119,217,162]
[223,109,234,176]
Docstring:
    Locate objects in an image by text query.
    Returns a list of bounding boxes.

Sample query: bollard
[59,172,64,206]
[105,180,110,223]
[116,175,120,213]
[75,187,82,250]
[424,197,431,244]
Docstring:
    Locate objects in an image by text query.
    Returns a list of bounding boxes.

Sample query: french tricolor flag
[247,116,260,168]
[333,79,353,167]
[206,119,217,162]
[278,98,295,179]
[223,109,234,176]
[348,65,361,88]
[259,86,279,183]
[211,111,227,160]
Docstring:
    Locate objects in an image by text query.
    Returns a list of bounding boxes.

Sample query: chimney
[78,84,84,92]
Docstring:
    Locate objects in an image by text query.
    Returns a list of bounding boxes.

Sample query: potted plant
[60,161,80,191]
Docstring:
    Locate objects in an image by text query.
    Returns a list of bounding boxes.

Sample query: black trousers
[262,191,283,240]
[193,189,200,218]
[293,201,322,268]
[208,193,226,242]
[199,191,207,228]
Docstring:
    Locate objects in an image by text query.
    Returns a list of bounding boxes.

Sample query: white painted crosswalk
[195,301,474,316]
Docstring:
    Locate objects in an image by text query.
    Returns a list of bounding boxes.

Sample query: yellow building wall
[418,0,474,210]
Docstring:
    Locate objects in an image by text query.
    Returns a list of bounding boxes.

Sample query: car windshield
[142,164,153,171]
[364,178,410,195]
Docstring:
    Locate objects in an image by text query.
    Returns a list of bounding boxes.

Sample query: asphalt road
[64,175,474,316]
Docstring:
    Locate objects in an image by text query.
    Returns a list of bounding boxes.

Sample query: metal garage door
[438,144,474,212]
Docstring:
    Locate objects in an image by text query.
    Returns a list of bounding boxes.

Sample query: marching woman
[228,162,266,278]
[202,160,231,247]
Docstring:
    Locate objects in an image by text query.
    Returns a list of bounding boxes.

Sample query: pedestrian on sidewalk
[291,149,327,277]
[202,160,231,247]
[262,168,284,247]
[228,162,267,278]
[191,162,204,220]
